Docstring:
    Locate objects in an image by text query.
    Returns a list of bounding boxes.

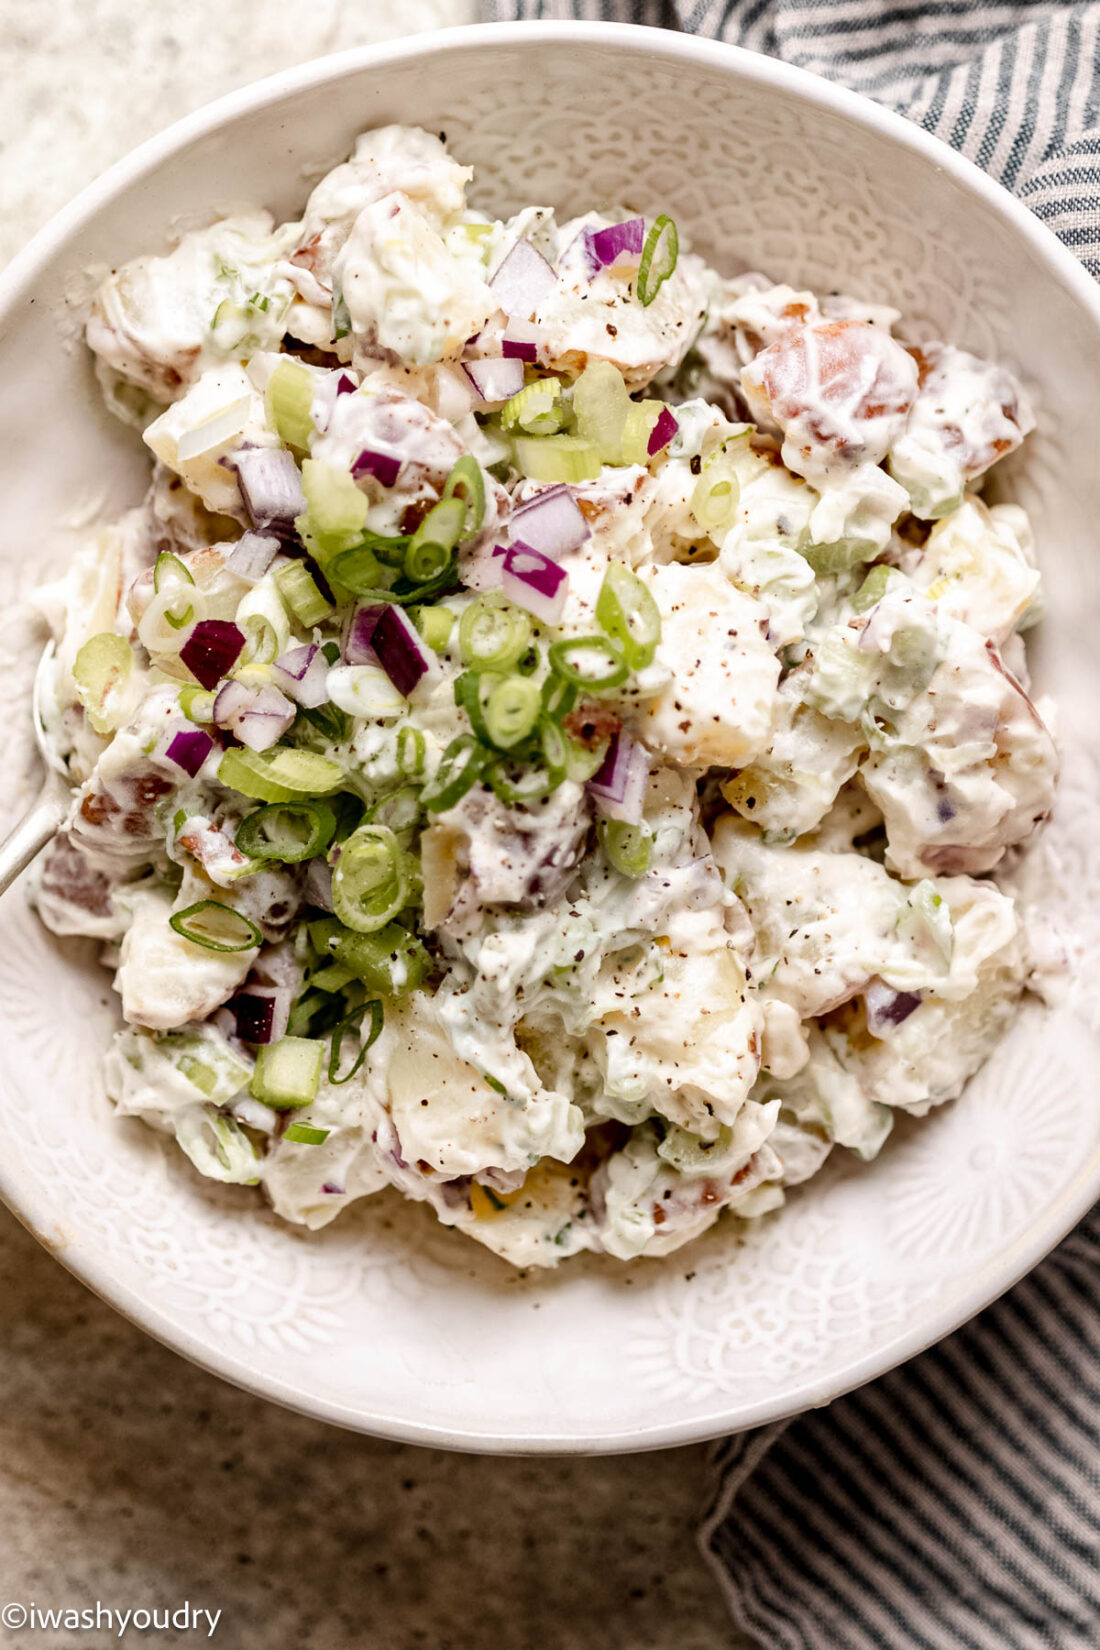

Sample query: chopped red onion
[587,729,649,824]
[489,239,558,318]
[213,678,296,752]
[225,531,280,584]
[229,447,305,539]
[180,620,245,690]
[501,544,569,625]
[586,217,645,274]
[509,485,589,559]
[864,978,922,1037]
[230,985,291,1046]
[165,728,214,778]
[345,602,431,698]
[502,338,538,362]
[463,356,526,405]
[647,405,679,456]
[304,857,334,912]
[352,448,402,488]
[271,643,330,709]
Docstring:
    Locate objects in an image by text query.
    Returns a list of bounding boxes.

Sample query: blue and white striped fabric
[481,0,1100,274]
[480,3,1100,1643]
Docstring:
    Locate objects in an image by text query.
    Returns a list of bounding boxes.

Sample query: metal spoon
[0,641,71,896]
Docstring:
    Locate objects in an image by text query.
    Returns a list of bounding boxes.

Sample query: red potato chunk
[742,319,919,475]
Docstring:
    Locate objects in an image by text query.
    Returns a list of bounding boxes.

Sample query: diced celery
[250,1037,325,1109]
[73,632,133,735]
[800,538,878,577]
[619,401,663,466]
[852,565,893,612]
[571,361,631,463]
[274,561,334,627]
[513,434,602,484]
[296,459,368,563]
[265,359,316,449]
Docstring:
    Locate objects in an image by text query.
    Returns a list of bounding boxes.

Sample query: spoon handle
[0,776,68,897]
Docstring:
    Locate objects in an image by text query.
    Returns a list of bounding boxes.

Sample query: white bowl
[1,21,1099,1454]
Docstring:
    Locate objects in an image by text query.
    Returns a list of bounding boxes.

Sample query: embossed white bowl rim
[1,21,1098,1453]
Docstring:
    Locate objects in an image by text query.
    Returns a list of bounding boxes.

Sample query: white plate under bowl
[0,22,1098,1454]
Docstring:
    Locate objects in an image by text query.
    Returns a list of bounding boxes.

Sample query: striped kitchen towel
[480,0,1100,276]
[479,3,1100,1645]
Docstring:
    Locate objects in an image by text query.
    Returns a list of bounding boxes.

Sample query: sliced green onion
[599,818,654,877]
[572,362,631,464]
[415,606,455,653]
[420,733,488,813]
[563,734,611,783]
[501,377,563,436]
[311,917,430,995]
[385,562,459,605]
[168,900,261,953]
[328,999,384,1086]
[513,434,602,484]
[454,670,493,745]
[485,674,541,749]
[218,746,344,804]
[250,1036,324,1109]
[210,299,253,352]
[327,543,386,596]
[595,562,662,670]
[274,561,333,627]
[486,758,559,807]
[292,699,352,753]
[547,636,629,693]
[154,551,195,593]
[365,785,421,840]
[331,823,407,933]
[404,499,462,584]
[331,282,351,342]
[636,214,679,307]
[179,684,216,723]
[240,614,280,665]
[236,577,291,664]
[691,455,741,537]
[283,1122,330,1145]
[396,725,426,777]
[265,359,316,449]
[459,593,532,671]
[539,718,569,781]
[439,454,486,536]
[355,528,410,569]
[235,801,336,863]
[541,672,578,722]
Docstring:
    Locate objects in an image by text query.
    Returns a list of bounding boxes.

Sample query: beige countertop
[0,4,743,1644]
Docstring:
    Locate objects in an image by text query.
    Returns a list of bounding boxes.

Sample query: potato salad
[29,125,1057,1267]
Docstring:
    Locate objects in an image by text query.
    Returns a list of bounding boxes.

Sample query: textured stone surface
[0,5,743,1644]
